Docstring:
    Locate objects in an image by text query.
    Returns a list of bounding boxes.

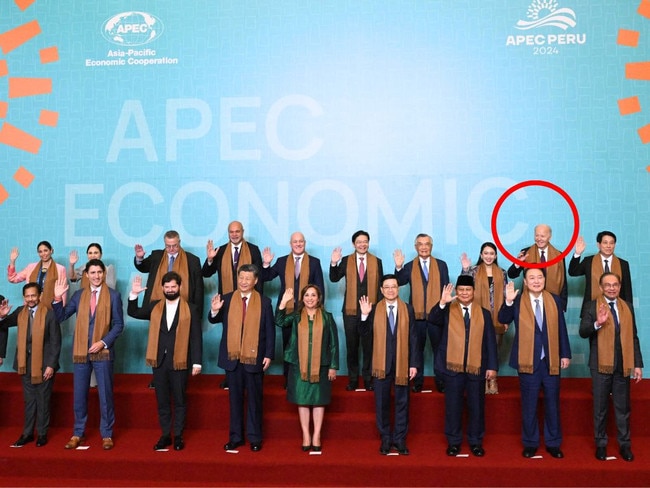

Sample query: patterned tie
[422,260,429,281]
[294,256,301,280]
[604,259,610,273]
[90,290,97,316]
[233,246,240,266]
[168,255,175,272]
[609,301,619,331]
[463,306,470,328]
[241,296,247,324]
[388,305,395,334]
[358,257,365,282]
[540,250,546,263]
[535,299,545,359]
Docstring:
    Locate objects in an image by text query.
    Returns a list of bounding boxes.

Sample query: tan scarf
[146,299,192,370]
[227,291,262,365]
[518,291,559,374]
[298,309,323,382]
[284,254,310,313]
[17,306,47,384]
[590,256,622,301]
[446,303,485,376]
[475,264,507,334]
[371,300,410,386]
[524,244,564,296]
[410,258,440,320]
[344,253,379,316]
[150,249,191,303]
[220,241,253,294]
[596,297,634,376]
[29,260,58,309]
[72,288,111,363]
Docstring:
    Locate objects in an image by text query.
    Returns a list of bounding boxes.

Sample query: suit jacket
[134,248,204,315]
[275,308,339,368]
[201,241,263,294]
[428,301,498,378]
[395,258,450,314]
[329,254,383,316]
[0,305,61,373]
[208,291,274,373]
[498,293,571,372]
[261,254,325,309]
[578,299,643,372]
[568,254,633,317]
[52,286,124,360]
[127,298,202,368]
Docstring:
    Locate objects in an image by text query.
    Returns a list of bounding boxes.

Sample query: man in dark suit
[428,276,498,457]
[498,267,571,459]
[53,259,124,450]
[394,233,450,393]
[569,231,633,317]
[260,231,325,383]
[579,272,643,462]
[0,283,61,447]
[330,230,383,391]
[202,220,263,294]
[128,272,203,451]
[359,275,419,455]
[507,224,568,310]
[208,264,274,452]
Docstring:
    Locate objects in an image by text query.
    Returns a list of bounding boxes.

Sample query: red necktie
[90,290,97,316]
[359,257,365,282]
[241,296,247,324]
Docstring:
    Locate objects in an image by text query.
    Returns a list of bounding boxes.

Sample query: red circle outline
[490,180,579,269]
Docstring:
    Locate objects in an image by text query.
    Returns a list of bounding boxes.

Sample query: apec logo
[102,12,164,46]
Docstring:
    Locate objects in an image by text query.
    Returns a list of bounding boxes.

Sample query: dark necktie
[535,299,545,359]
[233,246,240,266]
[241,296,248,325]
[604,259,610,273]
[168,255,175,272]
[28,308,35,345]
[609,301,619,331]
[358,257,365,282]
[463,306,470,328]
[540,250,546,263]
[388,305,395,334]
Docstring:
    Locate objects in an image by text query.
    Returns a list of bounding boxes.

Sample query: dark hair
[238,263,259,278]
[36,241,53,251]
[523,267,544,278]
[381,274,399,286]
[476,242,499,266]
[23,282,42,295]
[297,284,323,313]
[161,271,182,286]
[86,242,103,255]
[164,230,180,240]
[85,258,106,273]
[596,231,617,243]
[351,230,370,244]
[599,272,621,285]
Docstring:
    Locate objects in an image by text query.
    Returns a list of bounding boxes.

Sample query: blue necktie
[168,255,175,272]
[535,299,545,359]
[388,305,395,334]
[609,301,619,331]
[463,306,470,329]
[422,260,429,281]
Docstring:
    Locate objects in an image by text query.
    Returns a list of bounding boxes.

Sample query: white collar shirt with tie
[600,254,612,272]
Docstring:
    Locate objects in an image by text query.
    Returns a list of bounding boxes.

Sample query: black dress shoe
[154,435,172,451]
[345,383,358,391]
[36,435,48,447]
[219,380,229,390]
[522,446,537,458]
[393,443,409,455]
[12,435,34,447]
[379,442,391,455]
[147,381,155,389]
[224,440,244,451]
[545,446,564,459]
[411,384,422,393]
[470,445,485,457]
[435,379,445,393]
[446,445,460,456]
[174,436,185,451]
[595,446,607,461]
[619,446,634,462]
[250,442,262,452]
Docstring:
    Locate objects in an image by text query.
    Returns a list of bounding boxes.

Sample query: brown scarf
[590,256,622,301]
[410,258,440,320]
[29,260,59,309]
[446,303,485,376]
[72,287,111,363]
[17,306,47,384]
[146,299,192,370]
[220,241,253,294]
[518,291,559,374]
[298,309,323,383]
[227,291,262,365]
[596,297,634,376]
[524,244,564,296]
[344,253,379,316]
[371,300,410,386]
[284,254,310,313]
[475,264,507,334]
[150,249,191,303]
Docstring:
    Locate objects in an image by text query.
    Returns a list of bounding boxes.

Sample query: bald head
[290,232,306,255]
[228,221,244,245]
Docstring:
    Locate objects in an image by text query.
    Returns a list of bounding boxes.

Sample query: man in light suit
[359,275,419,455]
[498,267,571,459]
[330,230,383,391]
[260,231,325,383]
[394,233,449,393]
[128,272,203,451]
[53,259,124,450]
[569,231,633,317]
[0,283,61,448]
[209,264,274,452]
[579,272,643,462]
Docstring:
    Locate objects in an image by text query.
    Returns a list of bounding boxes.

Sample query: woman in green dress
[275,284,339,452]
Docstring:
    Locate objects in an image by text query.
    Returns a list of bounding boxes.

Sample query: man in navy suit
[208,264,274,452]
[260,231,324,383]
[53,259,124,450]
[498,267,571,459]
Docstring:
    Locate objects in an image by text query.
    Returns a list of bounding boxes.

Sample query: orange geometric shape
[617,29,640,47]
[639,0,650,19]
[39,110,58,127]
[0,20,41,55]
[0,183,8,205]
[0,60,7,77]
[13,166,34,188]
[638,124,650,144]
[0,122,41,154]
[0,101,7,118]
[8,77,52,98]
[618,96,641,115]
[15,0,36,11]
[626,61,650,80]
[39,46,59,64]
